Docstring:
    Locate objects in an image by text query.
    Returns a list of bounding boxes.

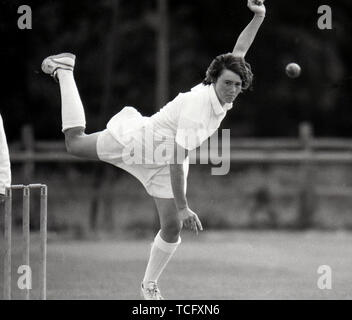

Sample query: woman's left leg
[141,197,182,299]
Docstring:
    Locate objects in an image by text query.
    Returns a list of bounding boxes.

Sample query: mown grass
[1,230,351,300]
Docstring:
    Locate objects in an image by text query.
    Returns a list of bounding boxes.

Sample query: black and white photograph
[0,0,352,307]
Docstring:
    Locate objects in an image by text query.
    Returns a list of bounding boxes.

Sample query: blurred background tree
[1,0,352,234]
[1,0,351,140]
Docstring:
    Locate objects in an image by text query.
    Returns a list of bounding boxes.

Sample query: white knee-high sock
[57,69,86,132]
[143,230,181,284]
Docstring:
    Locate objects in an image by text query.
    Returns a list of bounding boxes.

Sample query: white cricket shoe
[41,53,76,81]
[140,281,164,300]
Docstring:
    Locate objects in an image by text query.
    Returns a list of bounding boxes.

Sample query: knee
[64,128,85,155]
[65,136,78,155]
[162,219,182,239]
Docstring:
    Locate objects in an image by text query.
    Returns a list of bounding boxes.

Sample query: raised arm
[232,0,266,58]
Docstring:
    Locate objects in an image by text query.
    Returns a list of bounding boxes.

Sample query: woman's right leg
[55,62,100,160]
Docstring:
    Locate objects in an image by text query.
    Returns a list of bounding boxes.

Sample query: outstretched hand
[247,0,266,16]
[178,207,203,235]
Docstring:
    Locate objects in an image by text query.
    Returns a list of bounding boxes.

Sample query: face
[214,69,242,105]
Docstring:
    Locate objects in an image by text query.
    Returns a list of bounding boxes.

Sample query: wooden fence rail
[9,123,352,164]
[9,150,352,164]
[8,123,352,229]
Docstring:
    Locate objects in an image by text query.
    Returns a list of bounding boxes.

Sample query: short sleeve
[175,90,210,151]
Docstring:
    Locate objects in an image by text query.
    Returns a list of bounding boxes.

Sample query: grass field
[1,230,352,300]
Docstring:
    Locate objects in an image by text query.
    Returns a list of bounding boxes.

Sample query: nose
[229,86,238,95]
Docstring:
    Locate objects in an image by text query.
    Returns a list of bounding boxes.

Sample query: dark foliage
[1,0,351,140]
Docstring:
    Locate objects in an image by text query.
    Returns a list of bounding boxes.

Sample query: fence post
[21,124,35,184]
[298,122,317,229]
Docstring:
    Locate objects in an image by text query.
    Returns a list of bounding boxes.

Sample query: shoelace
[145,283,162,298]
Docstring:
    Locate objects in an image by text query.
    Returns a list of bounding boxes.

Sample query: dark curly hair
[202,53,253,90]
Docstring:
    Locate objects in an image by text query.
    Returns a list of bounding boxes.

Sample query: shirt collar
[209,84,233,115]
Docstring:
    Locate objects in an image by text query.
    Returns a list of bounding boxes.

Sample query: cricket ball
[285,63,301,79]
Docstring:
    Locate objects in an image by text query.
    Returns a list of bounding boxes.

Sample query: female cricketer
[0,113,11,200]
[41,0,266,299]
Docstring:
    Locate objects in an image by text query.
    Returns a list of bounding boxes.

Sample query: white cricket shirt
[149,83,232,151]
[106,83,232,164]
